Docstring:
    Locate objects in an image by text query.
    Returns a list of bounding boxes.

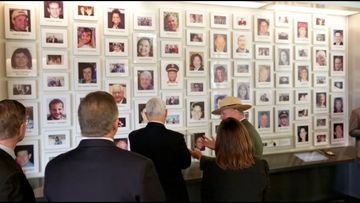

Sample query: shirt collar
[81,137,114,142]
[0,144,16,159]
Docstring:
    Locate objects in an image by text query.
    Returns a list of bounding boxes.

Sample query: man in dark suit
[44,91,165,202]
[129,97,191,202]
[0,99,35,201]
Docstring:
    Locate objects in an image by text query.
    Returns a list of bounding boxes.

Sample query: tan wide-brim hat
[211,96,252,115]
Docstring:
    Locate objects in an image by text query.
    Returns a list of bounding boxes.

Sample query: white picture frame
[234,60,252,77]
[331,120,345,144]
[210,60,231,89]
[43,129,71,150]
[275,45,292,70]
[186,48,207,77]
[187,97,209,127]
[233,13,251,30]
[232,31,252,59]
[276,72,292,88]
[73,23,100,55]
[254,14,272,42]
[162,92,183,109]
[41,28,67,48]
[331,94,345,116]
[255,107,273,134]
[42,94,71,127]
[210,30,231,58]
[187,128,212,157]
[313,30,328,45]
[313,90,328,113]
[42,50,68,70]
[20,100,39,136]
[276,90,293,105]
[105,79,131,110]
[187,79,207,96]
[186,10,206,27]
[211,90,231,119]
[313,73,328,88]
[313,15,327,29]
[331,78,345,92]
[295,89,311,105]
[330,27,345,50]
[105,58,129,77]
[330,53,345,76]
[255,62,273,88]
[160,8,183,38]
[255,44,272,60]
[161,40,182,58]
[295,105,311,121]
[233,78,252,104]
[294,122,311,147]
[133,66,158,97]
[73,2,98,20]
[133,32,157,63]
[275,28,291,44]
[104,37,128,57]
[6,42,37,77]
[314,131,329,146]
[4,4,36,39]
[210,12,230,28]
[186,29,206,46]
[294,62,311,88]
[8,80,36,100]
[103,7,128,36]
[15,139,40,176]
[134,13,156,31]
[43,72,69,91]
[314,115,329,130]
[165,109,184,129]
[294,45,310,61]
[160,60,184,90]
[275,12,291,27]
[275,107,292,133]
[255,89,273,106]
[294,16,311,44]
[313,47,329,71]
[134,99,150,129]
[74,57,101,91]
[40,1,67,26]
[117,113,131,132]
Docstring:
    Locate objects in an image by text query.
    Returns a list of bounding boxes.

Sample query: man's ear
[17,122,26,142]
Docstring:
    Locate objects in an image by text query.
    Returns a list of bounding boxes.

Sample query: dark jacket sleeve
[140,160,166,202]
[0,172,36,202]
[174,134,191,169]
[261,159,270,202]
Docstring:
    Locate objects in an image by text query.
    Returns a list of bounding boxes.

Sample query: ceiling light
[267,5,359,16]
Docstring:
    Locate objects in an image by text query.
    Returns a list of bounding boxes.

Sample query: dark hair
[11,48,32,69]
[0,99,26,140]
[334,98,343,112]
[190,53,203,70]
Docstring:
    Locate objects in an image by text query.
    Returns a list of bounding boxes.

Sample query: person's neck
[0,138,17,149]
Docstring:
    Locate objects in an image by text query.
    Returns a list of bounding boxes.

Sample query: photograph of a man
[278,111,289,127]
[10,9,30,32]
[166,64,179,85]
[44,1,63,19]
[47,98,66,120]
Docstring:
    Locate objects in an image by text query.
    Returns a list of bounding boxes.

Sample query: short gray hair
[146,97,166,118]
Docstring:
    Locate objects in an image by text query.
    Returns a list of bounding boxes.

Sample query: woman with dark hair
[11,48,32,69]
[109,9,124,29]
[190,117,269,202]
[190,53,204,71]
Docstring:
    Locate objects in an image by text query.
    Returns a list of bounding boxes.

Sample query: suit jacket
[129,122,191,202]
[200,156,269,202]
[0,149,35,202]
[242,119,263,158]
[44,139,165,202]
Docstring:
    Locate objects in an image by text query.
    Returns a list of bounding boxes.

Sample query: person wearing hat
[166,64,179,84]
[297,22,307,38]
[278,110,289,127]
[203,96,263,158]
[10,9,29,32]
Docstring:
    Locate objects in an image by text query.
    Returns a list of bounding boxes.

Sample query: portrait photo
[210,12,230,28]
[313,30,328,45]
[331,53,345,76]
[275,12,291,27]
[313,15,326,29]
[134,13,156,30]
[255,62,273,88]
[331,121,345,144]
[40,1,67,26]
[114,137,129,150]
[43,130,71,150]
[234,60,252,77]
[211,90,231,119]
[73,3,97,20]
[20,101,39,136]
[295,89,310,105]
[42,94,71,127]
[105,58,129,77]
[233,13,251,30]
[314,91,328,113]
[187,79,207,96]
[256,89,273,106]
[295,105,310,121]
[295,123,311,147]
[15,140,39,175]
[6,42,37,77]
[187,98,208,126]
[134,66,157,97]
[331,95,345,116]
[8,80,36,100]
[275,45,292,70]
[106,79,131,110]
[162,92,183,109]
[276,90,292,105]
[295,45,310,60]
[42,50,67,70]
[294,19,310,43]
[134,99,150,129]
[210,31,231,58]
[104,7,128,35]
[331,78,345,92]
[73,23,100,55]
[4,4,36,39]
[255,44,272,60]
[43,72,68,91]
[187,29,206,46]
[313,73,328,88]
[210,61,231,89]
[74,58,100,90]
[314,116,329,130]
[161,60,184,90]
[105,38,128,56]
[295,63,311,87]
[165,109,184,129]
[188,128,211,157]
[331,28,345,50]
[255,108,273,134]
[314,132,328,146]
[186,10,206,27]
[160,8,182,38]
[233,78,252,104]
[275,28,291,44]
[117,113,131,132]
[186,48,207,77]
[254,15,272,42]
[233,31,252,59]
[313,47,329,71]
[133,32,157,63]
[41,28,67,48]
[161,40,182,58]
[276,72,292,88]
[275,108,291,132]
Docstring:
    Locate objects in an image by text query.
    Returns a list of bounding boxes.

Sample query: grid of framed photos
[2,2,349,177]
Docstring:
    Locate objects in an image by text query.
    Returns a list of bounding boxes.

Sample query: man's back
[44,139,165,202]
[129,122,191,202]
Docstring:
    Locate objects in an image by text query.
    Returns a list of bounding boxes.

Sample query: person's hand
[189,148,202,160]
[203,136,215,150]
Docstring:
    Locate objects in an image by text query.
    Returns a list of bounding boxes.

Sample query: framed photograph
[331,94,345,116]
[294,17,311,44]
[162,92,183,109]
[275,28,291,43]
[233,78,252,104]
[313,15,326,29]
[254,14,272,42]
[105,79,131,110]
[187,98,209,126]
[210,12,230,28]
[233,31,252,59]
[255,107,273,134]
[6,42,37,77]
[74,57,101,91]
[243,109,253,125]
[134,13,156,30]
[186,29,206,46]
[41,28,67,48]
[186,10,206,27]
[275,107,292,132]
[313,90,328,113]
[161,40,182,58]
[105,38,128,56]
[42,50,67,70]
[294,122,311,147]
[313,30,328,45]
[276,72,292,88]
[40,1,67,26]
[8,80,36,100]
[313,73,328,87]
[294,45,310,61]
[186,48,207,77]
[117,113,131,132]
[160,8,182,38]
[295,105,311,121]
[210,30,230,58]
[42,94,71,127]
[134,99,150,129]
[73,23,100,55]
[295,89,311,105]
[211,90,231,119]
[276,90,293,105]
[210,61,231,89]
[4,4,36,39]
[331,28,345,50]
[114,137,129,150]
[187,79,207,96]
[15,139,39,176]
[255,44,272,60]
[161,60,184,90]
[165,109,184,129]
[104,7,128,36]
[275,45,292,70]
[233,13,251,30]
[73,2,98,20]
[234,60,252,77]
[255,89,273,106]
[133,32,157,63]
[294,62,311,87]
[313,47,329,71]
[43,130,71,150]
[331,78,345,92]
[105,58,129,77]
[331,120,345,144]
[188,128,211,157]
[133,66,158,97]
[331,53,345,76]
[314,131,329,146]
[20,101,39,136]
[314,115,329,130]
[255,62,273,88]
[275,12,291,27]
[43,72,69,91]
